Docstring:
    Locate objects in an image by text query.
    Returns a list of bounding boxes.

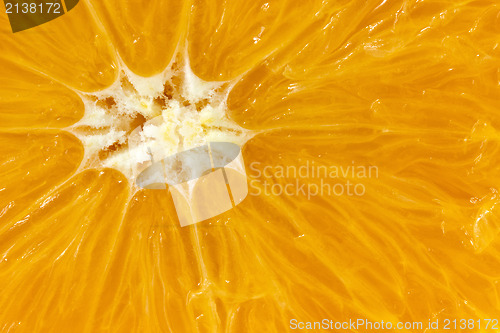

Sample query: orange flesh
[1,0,500,332]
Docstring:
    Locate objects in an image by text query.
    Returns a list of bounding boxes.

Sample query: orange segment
[273,0,500,80]
[0,131,83,222]
[242,130,500,321]
[93,190,189,332]
[228,64,370,129]
[93,190,280,331]
[90,0,189,76]
[0,169,129,332]
[0,1,117,91]
[228,1,500,131]
[0,61,84,129]
[188,0,326,80]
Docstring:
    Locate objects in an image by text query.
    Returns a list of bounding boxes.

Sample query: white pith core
[67,54,253,183]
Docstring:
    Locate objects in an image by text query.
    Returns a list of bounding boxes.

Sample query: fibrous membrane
[67,53,254,184]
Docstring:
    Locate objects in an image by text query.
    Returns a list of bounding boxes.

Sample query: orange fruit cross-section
[1,0,500,332]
